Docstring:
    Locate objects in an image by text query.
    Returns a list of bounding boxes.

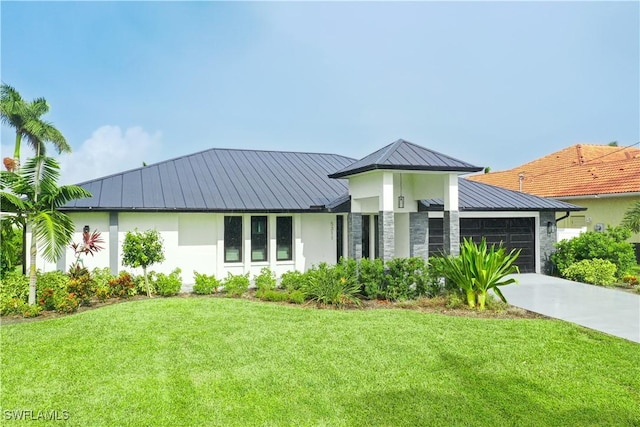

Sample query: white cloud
[57,126,162,184]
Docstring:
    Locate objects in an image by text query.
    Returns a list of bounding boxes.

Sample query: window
[276,216,293,261]
[224,216,242,263]
[336,215,344,262]
[374,214,380,259]
[251,216,268,262]
[362,214,370,259]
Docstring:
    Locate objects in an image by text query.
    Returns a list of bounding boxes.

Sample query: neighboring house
[467,144,640,243]
[32,139,582,281]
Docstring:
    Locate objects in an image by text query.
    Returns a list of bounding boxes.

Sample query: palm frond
[30,210,75,262]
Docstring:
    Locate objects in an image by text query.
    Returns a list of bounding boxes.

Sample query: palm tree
[1,156,91,305]
[0,84,71,168]
[621,201,640,233]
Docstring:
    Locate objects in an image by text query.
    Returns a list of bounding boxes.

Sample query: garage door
[428,217,536,273]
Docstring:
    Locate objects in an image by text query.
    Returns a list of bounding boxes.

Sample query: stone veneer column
[378,211,395,261]
[409,212,429,259]
[348,213,362,260]
[539,211,557,275]
[443,210,460,256]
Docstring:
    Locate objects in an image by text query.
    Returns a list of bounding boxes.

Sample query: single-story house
[34,139,583,280]
[467,143,640,243]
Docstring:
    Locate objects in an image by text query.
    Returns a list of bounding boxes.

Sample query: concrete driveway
[499,274,640,343]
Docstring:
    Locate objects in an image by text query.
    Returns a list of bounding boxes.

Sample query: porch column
[378,211,394,261]
[409,212,429,259]
[347,213,362,260]
[378,172,395,261]
[443,174,460,256]
[109,212,119,275]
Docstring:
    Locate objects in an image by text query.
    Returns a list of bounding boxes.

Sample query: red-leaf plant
[69,228,104,272]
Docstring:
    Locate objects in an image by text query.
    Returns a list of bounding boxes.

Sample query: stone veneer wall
[348,213,362,260]
[443,210,460,256]
[539,211,558,275]
[409,212,429,259]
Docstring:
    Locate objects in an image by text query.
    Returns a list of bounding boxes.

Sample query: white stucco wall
[30,211,340,283]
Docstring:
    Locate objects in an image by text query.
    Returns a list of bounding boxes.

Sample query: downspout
[555,211,570,224]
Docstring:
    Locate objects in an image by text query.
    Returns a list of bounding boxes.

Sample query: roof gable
[328,139,482,178]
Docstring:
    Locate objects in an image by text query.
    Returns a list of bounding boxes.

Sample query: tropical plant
[121,229,165,297]
[357,257,385,300]
[0,219,22,278]
[621,201,640,234]
[303,263,361,307]
[69,228,104,270]
[439,237,520,310]
[0,156,91,305]
[0,84,71,167]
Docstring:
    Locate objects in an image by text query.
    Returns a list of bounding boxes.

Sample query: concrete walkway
[499,274,640,343]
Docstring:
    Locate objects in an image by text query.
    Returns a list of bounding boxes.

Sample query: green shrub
[92,267,114,288]
[223,273,250,297]
[622,275,639,286]
[56,293,80,314]
[563,259,617,286]
[426,256,448,296]
[358,258,385,300]
[36,271,71,311]
[91,268,115,302]
[131,271,157,296]
[0,271,29,304]
[108,272,136,298]
[1,297,27,315]
[384,257,429,301]
[256,289,289,302]
[155,268,183,296]
[21,303,42,318]
[280,270,305,292]
[303,263,360,307]
[193,272,220,295]
[445,291,465,309]
[288,289,305,304]
[254,267,276,291]
[67,266,96,306]
[552,226,635,278]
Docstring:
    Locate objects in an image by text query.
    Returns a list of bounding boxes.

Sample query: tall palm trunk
[13,132,22,163]
[29,237,37,305]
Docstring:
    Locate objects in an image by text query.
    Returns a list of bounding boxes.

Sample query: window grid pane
[251,216,268,262]
[276,217,293,261]
[224,216,242,263]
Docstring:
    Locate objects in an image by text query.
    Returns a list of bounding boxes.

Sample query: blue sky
[2,1,638,184]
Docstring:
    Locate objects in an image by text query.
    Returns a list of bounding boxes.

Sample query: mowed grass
[1,298,639,426]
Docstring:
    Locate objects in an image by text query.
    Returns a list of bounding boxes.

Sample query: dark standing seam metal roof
[328,139,483,178]
[61,144,583,213]
[62,148,355,212]
[420,178,585,212]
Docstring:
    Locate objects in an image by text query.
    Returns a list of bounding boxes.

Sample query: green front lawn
[1,298,639,426]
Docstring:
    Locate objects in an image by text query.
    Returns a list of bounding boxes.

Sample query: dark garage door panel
[428,217,536,273]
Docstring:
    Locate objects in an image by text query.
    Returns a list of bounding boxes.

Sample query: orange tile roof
[467,144,640,197]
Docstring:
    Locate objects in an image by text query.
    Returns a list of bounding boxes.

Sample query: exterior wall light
[546,221,556,235]
[83,225,90,233]
[398,195,405,209]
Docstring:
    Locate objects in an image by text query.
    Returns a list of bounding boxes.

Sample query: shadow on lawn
[345,350,637,426]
